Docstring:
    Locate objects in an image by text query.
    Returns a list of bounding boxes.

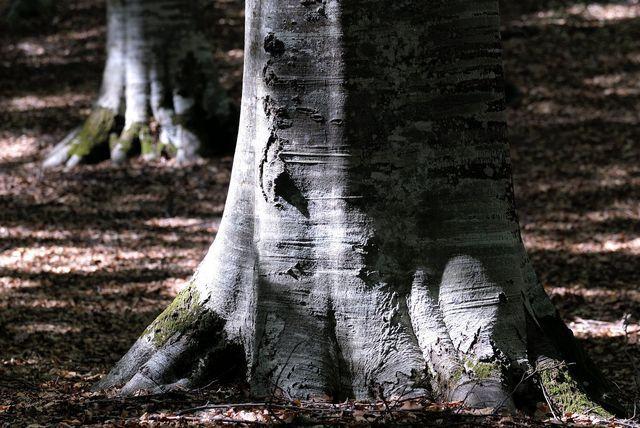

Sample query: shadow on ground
[504,0,640,403]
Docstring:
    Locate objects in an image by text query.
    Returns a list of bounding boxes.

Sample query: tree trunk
[98,0,624,416]
[43,0,230,168]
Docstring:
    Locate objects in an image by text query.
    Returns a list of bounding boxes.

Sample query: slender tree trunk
[43,0,230,168]
[98,0,624,416]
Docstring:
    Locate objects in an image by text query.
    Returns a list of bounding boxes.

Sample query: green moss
[110,122,152,155]
[164,141,178,157]
[144,282,204,347]
[473,362,495,379]
[447,358,499,389]
[539,363,611,417]
[463,358,497,380]
[68,108,116,157]
[140,129,157,157]
[451,365,464,383]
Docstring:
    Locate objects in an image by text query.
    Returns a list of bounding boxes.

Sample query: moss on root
[110,122,153,155]
[69,108,116,157]
[164,141,178,157]
[539,362,611,418]
[442,359,499,395]
[451,366,464,384]
[140,131,158,158]
[144,282,204,347]
[463,358,498,380]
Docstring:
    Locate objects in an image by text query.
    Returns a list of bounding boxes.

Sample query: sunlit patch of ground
[528,1,640,25]
[0,93,91,113]
[0,134,40,162]
[0,0,638,425]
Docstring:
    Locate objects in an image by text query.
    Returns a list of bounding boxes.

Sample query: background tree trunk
[43,0,230,168]
[98,0,624,416]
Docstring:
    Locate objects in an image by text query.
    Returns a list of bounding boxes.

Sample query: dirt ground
[0,0,639,426]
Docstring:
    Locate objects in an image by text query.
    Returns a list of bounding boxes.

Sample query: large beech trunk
[98,0,624,416]
[44,0,230,168]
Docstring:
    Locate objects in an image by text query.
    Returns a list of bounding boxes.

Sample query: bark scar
[259,133,285,205]
[264,33,285,56]
[273,170,310,218]
[259,133,309,218]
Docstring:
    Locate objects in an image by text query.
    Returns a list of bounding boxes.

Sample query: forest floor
[0,0,639,426]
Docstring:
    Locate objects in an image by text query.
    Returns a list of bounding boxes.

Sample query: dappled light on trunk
[98,0,625,417]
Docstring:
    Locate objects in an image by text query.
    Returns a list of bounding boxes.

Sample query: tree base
[43,108,117,168]
[42,0,232,169]
[95,0,625,417]
[42,108,211,168]
[96,278,625,417]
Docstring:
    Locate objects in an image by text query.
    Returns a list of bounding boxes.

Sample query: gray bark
[43,0,229,168]
[98,0,624,415]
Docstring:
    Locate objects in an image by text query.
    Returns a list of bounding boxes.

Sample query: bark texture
[43,0,230,168]
[98,0,624,415]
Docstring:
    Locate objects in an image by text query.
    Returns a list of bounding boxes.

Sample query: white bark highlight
[96,0,125,112]
[42,127,80,169]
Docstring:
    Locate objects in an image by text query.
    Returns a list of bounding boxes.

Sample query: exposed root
[157,120,203,165]
[449,378,511,410]
[43,37,229,168]
[43,107,116,168]
[110,122,154,164]
[144,283,205,348]
[97,256,626,418]
[537,358,610,418]
[534,314,626,416]
[96,282,244,394]
[43,111,208,168]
